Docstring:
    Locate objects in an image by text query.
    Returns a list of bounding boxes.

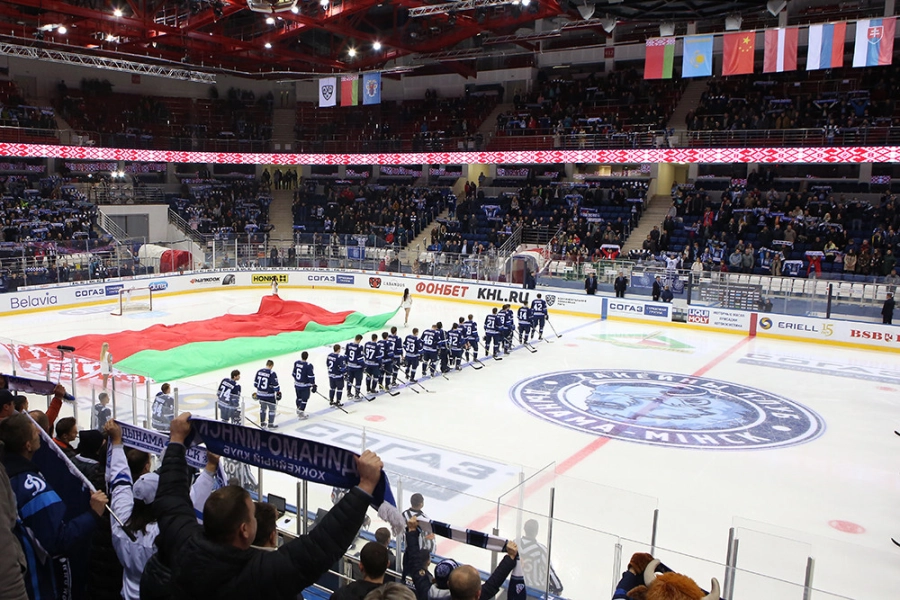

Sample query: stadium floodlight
[659,22,675,37]
[246,0,299,14]
[373,41,382,50]
[600,16,617,34]
[113,8,123,17]
[725,15,742,31]
[767,0,787,16]
[576,2,595,20]
[57,26,67,34]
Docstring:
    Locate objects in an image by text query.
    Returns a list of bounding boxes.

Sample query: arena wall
[2,269,897,353]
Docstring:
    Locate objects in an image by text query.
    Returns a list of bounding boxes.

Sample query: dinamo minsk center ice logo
[510,370,824,450]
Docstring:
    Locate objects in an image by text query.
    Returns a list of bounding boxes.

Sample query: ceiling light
[521,0,530,5]
[767,0,787,16]
[659,22,675,37]
[373,41,382,50]
[725,15,742,30]
[600,17,616,34]
[290,6,299,13]
[264,42,272,49]
[320,0,329,7]
[576,3,595,20]
[57,26,67,34]
[106,34,116,42]
[113,8,123,17]
[266,16,276,24]
[348,47,357,57]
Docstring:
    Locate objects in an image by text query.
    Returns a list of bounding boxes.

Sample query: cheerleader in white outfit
[100,342,113,389]
[400,288,412,326]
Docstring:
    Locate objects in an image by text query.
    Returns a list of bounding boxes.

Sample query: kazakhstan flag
[682,35,714,77]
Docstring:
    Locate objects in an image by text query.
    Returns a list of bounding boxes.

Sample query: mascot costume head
[627,559,720,600]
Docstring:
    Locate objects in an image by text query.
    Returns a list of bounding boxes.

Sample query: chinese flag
[723,32,756,76]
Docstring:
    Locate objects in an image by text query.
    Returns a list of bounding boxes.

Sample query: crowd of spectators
[294,91,496,153]
[494,67,683,143]
[55,80,273,148]
[660,168,900,282]
[170,178,272,240]
[292,183,448,250]
[0,80,56,134]
[425,179,645,267]
[686,66,900,136]
[0,385,537,600]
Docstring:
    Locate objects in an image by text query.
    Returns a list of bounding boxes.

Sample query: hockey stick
[547,318,561,339]
[397,371,434,393]
[893,538,900,548]
[895,430,900,437]
[315,390,349,414]
[523,340,537,353]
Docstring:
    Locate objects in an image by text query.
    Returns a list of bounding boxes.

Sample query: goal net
[111,287,153,316]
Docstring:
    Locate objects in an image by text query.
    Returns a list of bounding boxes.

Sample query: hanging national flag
[722,32,756,76]
[318,76,337,107]
[341,75,358,107]
[362,72,381,105]
[764,27,799,73]
[852,18,896,67]
[807,22,846,70]
[644,37,675,79]
[682,35,714,78]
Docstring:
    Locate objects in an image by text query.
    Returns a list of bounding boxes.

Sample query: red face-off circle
[828,520,865,534]
[364,415,386,422]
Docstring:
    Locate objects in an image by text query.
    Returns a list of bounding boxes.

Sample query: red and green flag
[43,297,397,381]
[644,37,675,79]
[341,75,359,107]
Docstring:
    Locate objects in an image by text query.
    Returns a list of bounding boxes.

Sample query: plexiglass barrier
[0,333,872,599]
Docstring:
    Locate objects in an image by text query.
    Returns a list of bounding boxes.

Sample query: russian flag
[807,22,846,70]
[853,18,896,67]
[764,27,799,73]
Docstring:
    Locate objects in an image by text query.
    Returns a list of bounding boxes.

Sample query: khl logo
[510,370,824,450]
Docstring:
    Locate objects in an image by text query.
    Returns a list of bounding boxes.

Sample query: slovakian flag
[763,27,799,73]
[340,75,358,107]
[362,72,381,105]
[318,76,337,107]
[807,22,846,70]
[644,37,675,79]
[722,32,756,76]
[852,18,896,67]
[682,35,714,78]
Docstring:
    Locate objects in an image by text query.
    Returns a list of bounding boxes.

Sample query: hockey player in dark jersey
[531,294,548,339]
[292,351,316,419]
[517,301,533,344]
[388,326,403,386]
[484,309,501,358]
[403,328,423,382]
[447,323,464,371]
[495,306,509,355]
[254,359,281,429]
[462,314,480,362]
[151,383,175,432]
[378,332,391,390]
[345,334,364,400]
[217,369,242,424]
[420,324,439,377]
[326,344,347,407]
[500,304,515,353]
[435,322,450,373]
[363,334,381,394]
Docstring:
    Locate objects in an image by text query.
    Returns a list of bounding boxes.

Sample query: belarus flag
[644,37,675,79]
[806,22,846,70]
[763,27,798,73]
[852,18,896,67]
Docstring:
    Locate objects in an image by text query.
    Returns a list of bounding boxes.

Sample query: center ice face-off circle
[510,370,824,450]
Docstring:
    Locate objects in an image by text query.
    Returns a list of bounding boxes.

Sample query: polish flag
[763,27,799,73]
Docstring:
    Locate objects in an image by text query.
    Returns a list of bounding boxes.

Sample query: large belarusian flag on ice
[42,297,397,381]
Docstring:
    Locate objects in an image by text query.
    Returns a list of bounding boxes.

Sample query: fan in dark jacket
[141,412,384,600]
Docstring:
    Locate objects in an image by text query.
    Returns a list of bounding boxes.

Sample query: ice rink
[2,284,898,599]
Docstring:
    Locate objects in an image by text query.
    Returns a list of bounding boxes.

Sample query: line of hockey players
[214,294,551,427]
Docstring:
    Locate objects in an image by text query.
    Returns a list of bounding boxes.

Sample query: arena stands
[169,178,272,240]
[55,81,273,151]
